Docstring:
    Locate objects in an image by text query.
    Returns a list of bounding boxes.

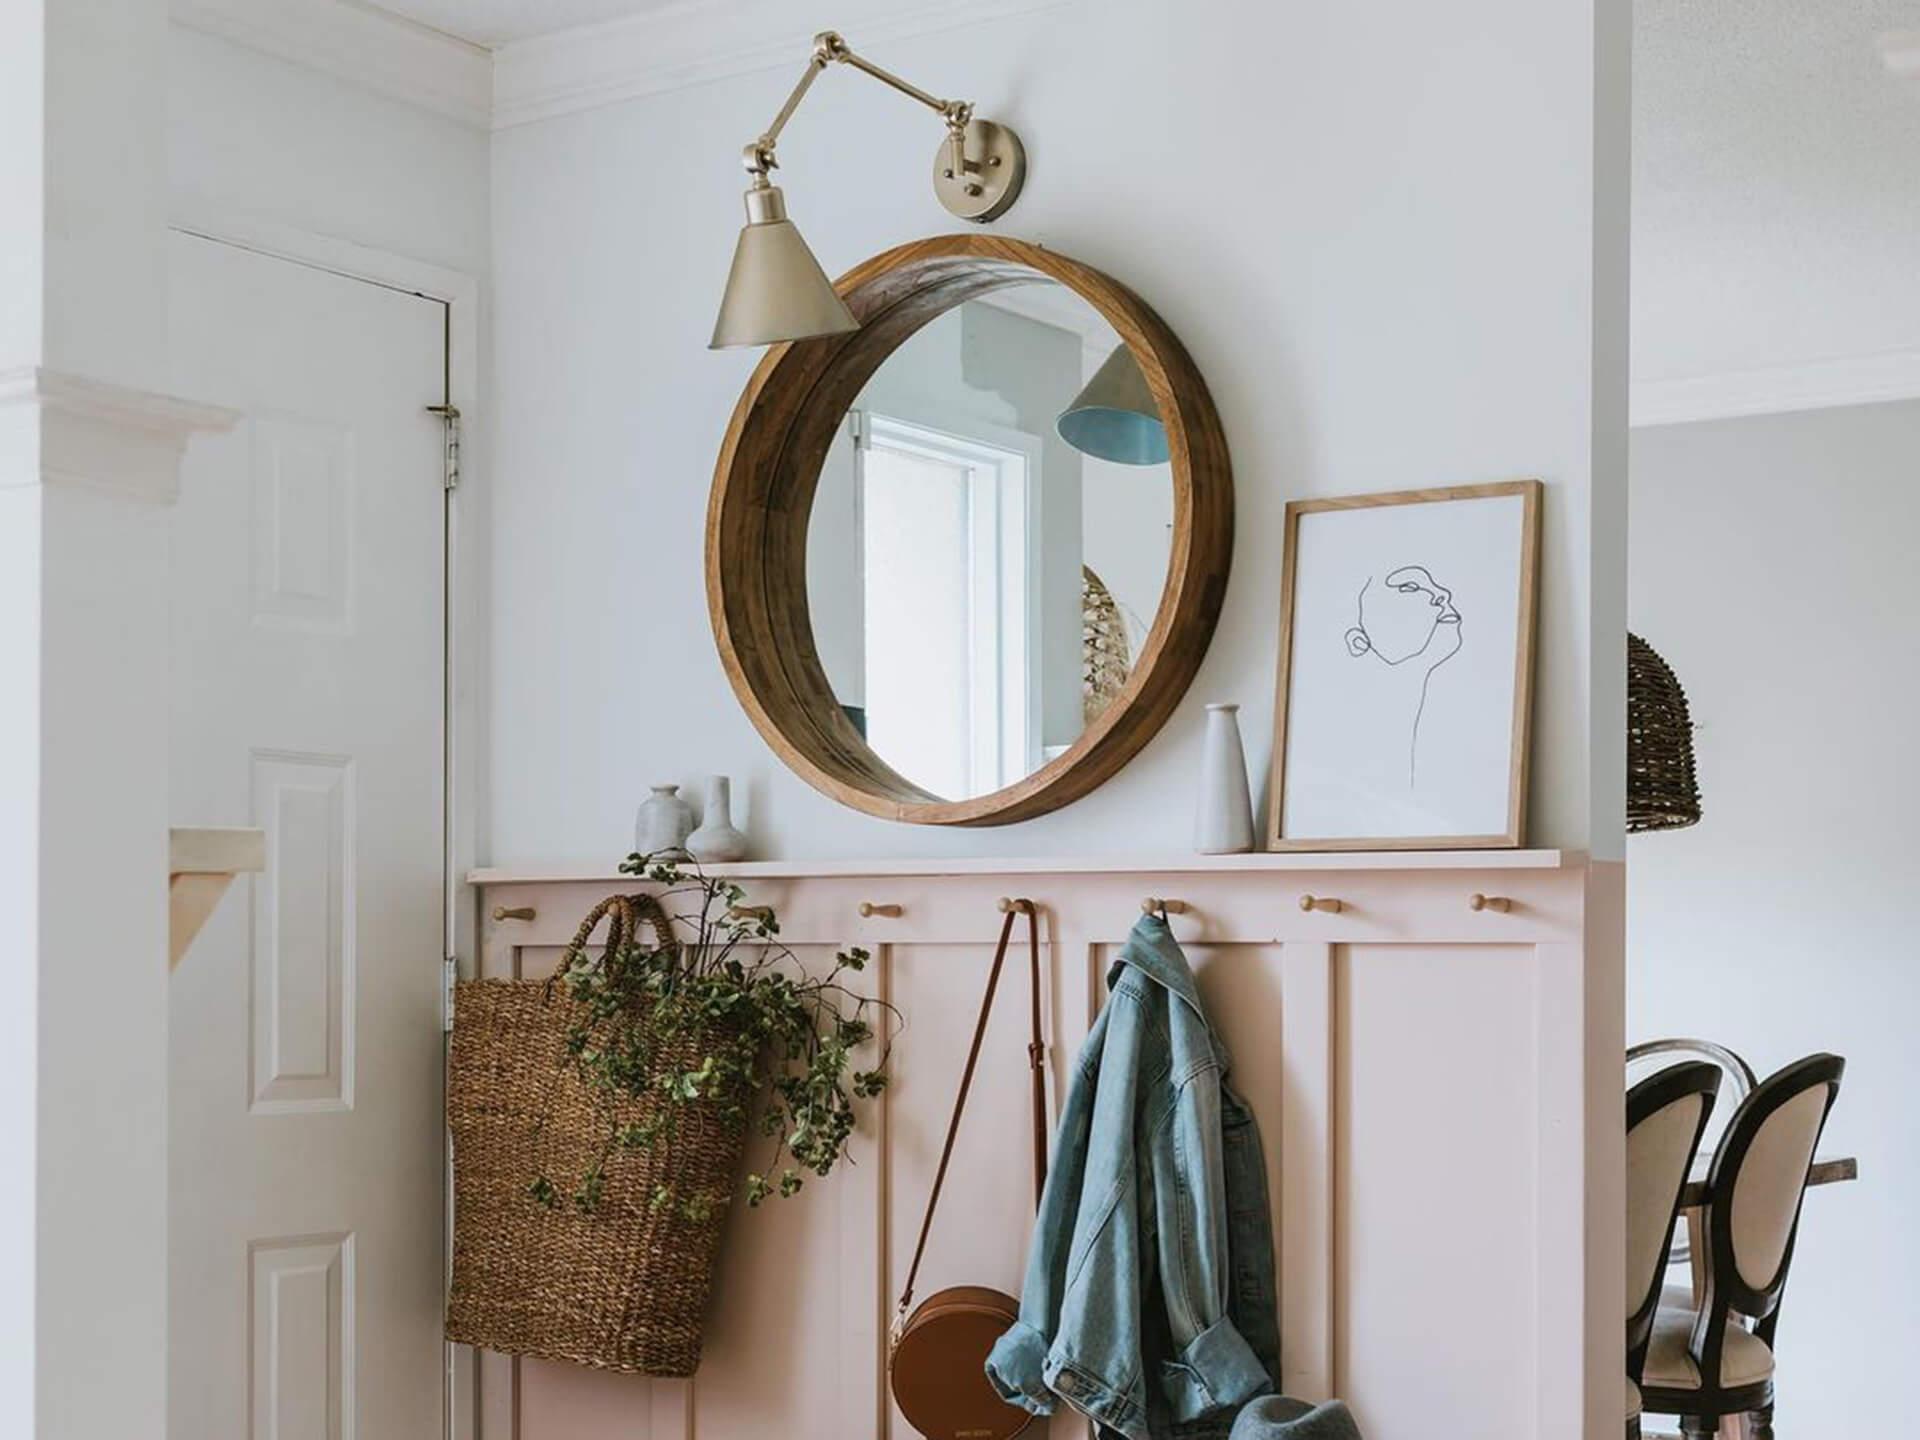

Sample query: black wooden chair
[1625,1061,1722,1439]
[1627,1038,1759,1276]
[1639,1054,1845,1439]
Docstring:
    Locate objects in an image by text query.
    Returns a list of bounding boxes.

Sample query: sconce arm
[742,31,976,181]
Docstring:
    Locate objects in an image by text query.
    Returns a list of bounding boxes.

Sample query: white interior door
[167,231,448,1440]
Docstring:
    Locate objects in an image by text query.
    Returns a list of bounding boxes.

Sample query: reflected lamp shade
[1627,632,1702,832]
[1056,343,1170,466]
[709,184,859,350]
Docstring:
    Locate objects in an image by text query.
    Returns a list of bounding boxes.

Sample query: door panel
[169,231,447,1440]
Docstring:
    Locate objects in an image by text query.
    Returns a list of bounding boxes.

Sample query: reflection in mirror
[806,281,1174,801]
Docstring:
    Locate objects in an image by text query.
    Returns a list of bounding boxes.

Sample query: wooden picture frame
[1267,480,1541,851]
[708,233,1233,827]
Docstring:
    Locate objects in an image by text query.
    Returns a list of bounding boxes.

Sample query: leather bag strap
[894,902,1046,1325]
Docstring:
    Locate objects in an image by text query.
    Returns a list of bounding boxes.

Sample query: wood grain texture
[706,233,1234,826]
[1266,479,1542,851]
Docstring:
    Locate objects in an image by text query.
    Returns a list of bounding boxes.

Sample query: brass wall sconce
[710,31,1028,349]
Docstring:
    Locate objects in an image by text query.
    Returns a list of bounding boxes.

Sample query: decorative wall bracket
[169,826,266,969]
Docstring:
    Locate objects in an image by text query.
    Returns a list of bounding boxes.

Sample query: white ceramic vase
[1194,703,1256,854]
[687,775,749,863]
[635,783,694,860]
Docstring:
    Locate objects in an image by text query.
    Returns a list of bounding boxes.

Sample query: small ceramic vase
[635,784,694,860]
[687,775,749,863]
[1194,703,1256,854]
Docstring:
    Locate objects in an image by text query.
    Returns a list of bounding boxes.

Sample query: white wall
[1629,398,1919,1433]
[167,23,490,281]
[487,0,1628,864]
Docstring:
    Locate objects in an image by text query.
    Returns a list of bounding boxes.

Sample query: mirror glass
[805,279,1174,801]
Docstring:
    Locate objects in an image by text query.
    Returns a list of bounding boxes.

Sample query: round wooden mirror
[707,234,1232,826]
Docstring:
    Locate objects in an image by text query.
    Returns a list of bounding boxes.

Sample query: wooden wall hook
[1469,894,1513,913]
[1141,897,1190,916]
[858,901,902,918]
[997,896,1035,915]
[729,904,775,922]
[492,905,536,922]
[1298,894,1343,914]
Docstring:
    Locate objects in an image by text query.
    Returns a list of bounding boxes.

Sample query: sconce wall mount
[746,32,1026,223]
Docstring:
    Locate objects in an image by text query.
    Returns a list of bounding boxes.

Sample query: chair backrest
[1626,1038,1756,1270]
[1626,1038,1754,1158]
[1691,1053,1844,1378]
[1625,1060,1720,1377]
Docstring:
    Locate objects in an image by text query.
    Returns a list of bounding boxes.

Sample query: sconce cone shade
[709,184,859,349]
[1057,343,1171,466]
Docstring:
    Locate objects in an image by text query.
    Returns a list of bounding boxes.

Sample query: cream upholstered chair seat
[1627,1376,1641,1421]
[1644,1307,1776,1390]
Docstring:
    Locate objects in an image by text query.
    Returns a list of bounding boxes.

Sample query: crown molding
[171,0,493,130]
[0,368,240,504]
[1629,348,1920,428]
[490,0,1073,131]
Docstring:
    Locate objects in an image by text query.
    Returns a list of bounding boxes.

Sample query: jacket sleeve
[983,1001,1108,1415]
[1149,1038,1273,1420]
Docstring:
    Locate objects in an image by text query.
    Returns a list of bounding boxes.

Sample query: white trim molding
[1630,348,1920,429]
[171,0,493,129]
[490,0,1073,130]
[173,0,1073,131]
[0,368,239,504]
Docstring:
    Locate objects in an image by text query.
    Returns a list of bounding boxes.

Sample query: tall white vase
[687,775,749,863]
[1194,703,1256,854]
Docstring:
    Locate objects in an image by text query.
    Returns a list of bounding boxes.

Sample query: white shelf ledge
[470,849,1584,886]
[169,826,266,969]
[170,826,268,875]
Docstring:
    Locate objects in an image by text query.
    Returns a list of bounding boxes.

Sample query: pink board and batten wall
[461,851,1624,1439]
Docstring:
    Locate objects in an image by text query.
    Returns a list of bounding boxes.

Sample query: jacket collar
[1112,914,1223,1052]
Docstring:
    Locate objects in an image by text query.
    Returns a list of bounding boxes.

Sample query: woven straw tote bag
[446,893,748,1376]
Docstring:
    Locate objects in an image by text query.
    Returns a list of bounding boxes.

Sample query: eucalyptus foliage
[531,854,896,1219]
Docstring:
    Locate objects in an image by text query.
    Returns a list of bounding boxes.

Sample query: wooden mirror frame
[707,234,1233,826]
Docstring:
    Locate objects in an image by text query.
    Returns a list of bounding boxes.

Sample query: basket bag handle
[548,891,677,995]
[893,901,1046,1330]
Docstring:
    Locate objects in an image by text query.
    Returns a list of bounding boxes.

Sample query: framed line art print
[1268,480,1541,850]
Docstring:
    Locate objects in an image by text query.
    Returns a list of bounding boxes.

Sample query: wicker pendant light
[1627,633,1701,832]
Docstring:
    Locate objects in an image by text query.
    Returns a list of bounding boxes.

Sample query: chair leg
[1747,1406,1774,1440]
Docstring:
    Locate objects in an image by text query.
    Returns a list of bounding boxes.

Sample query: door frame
[166,204,483,1440]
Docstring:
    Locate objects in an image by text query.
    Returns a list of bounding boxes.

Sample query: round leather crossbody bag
[887,903,1047,1440]
[891,1286,1030,1440]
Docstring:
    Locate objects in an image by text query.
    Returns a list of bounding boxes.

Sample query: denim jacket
[985,915,1279,1439]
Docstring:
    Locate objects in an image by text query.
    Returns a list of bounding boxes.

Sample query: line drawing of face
[1343,564,1464,788]
[1344,566,1460,664]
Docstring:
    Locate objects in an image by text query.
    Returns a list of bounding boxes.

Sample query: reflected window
[859,413,1035,797]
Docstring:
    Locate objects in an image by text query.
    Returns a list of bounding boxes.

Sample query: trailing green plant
[530,853,897,1220]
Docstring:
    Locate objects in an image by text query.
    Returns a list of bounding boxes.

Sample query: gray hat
[1229,1395,1363,1440]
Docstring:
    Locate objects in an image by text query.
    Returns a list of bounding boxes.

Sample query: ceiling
[1633,0,1920,383]
[361,0,690,47]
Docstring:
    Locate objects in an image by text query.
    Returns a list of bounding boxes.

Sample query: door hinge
[427,404,462,491]
[442,955,460,1033]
